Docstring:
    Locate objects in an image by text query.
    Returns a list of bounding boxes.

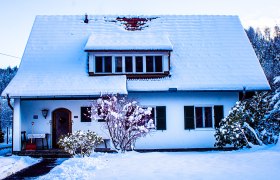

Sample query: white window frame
[194,106,214,129]
[91,52,167,74]
[95,56,113,73]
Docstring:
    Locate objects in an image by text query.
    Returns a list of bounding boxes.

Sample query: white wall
[129,92,238,149]
[19,91,238,149]
[20,99,110,149]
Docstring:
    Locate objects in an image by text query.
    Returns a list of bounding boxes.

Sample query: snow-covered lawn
[0,143,12,156]
[0,155,40,179]
[38,145,280,180]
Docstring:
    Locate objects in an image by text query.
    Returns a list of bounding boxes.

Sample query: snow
[38,147,280,180]
[0,143,12,156]
[0,155,40,179]
[2,15,270,98]
[84,32,173,51]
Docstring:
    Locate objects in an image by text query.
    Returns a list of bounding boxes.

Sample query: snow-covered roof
[2,15,270,98]
[84,33,173,51]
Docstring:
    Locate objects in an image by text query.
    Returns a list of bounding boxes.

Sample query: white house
[2,15,270,152]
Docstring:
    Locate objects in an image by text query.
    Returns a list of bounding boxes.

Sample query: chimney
[84,14,89,23]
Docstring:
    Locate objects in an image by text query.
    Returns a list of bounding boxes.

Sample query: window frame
[95,56,112,73]
[194,106,214,129]
[93,53,165,74]
[80,106,92,122]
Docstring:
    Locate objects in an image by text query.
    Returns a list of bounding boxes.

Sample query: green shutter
[214,105,224,128]
[156,106,166,130]
[184,106,194,129]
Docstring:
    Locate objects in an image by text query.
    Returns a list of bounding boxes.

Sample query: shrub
[215,92,280,148]
[58,130,103,157]
[91,94,154,152]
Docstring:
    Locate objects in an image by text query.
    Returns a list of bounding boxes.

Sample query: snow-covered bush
[58,130,103,157]
[215,92,280,148]
[91,94,154,152]
[214,101,249,148]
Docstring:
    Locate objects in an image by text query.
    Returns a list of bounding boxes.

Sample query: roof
[85,33,173,51]
[2,15,270,98]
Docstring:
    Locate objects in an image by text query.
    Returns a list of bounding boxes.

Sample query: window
[146,56,163,73]
[184,106,223,129]
[81,107,91,122]
[104,56,112,73]
[92,54,167,76]
[95,56,112,73]
[195,107,213,128]
[146,56,154,72]
[135,56,143,72]
[95,57,103,73]
[148,106,166,130]
[155,56,163,72]
[115,56,123,72]
[125,56,133,72]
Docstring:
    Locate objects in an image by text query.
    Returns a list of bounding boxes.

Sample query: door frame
[52,108,72,148]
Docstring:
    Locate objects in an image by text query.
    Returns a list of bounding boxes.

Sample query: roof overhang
[84,32,173,51]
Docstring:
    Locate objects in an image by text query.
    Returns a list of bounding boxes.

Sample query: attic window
[89,53,169,79]
[95,56,112,73]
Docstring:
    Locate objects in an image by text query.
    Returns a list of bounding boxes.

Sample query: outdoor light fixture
[41,109,49,119]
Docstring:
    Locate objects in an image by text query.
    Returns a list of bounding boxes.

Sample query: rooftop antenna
[84,13,89,23]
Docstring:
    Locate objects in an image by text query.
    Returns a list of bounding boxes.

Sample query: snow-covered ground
[0,143,12,156]
[38,145,280,180]
[0,155,40,179]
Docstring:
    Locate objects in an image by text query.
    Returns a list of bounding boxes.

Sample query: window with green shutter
[156,106,166,130]
[214,105,224,128]
[184,106,195,129]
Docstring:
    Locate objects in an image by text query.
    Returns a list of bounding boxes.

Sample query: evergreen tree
[0,66,17,142]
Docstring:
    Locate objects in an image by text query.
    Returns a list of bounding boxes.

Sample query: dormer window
[136,56,143,72]
[95,56,112,73]
[115,56,122,72]
[84,32,173,78]
[88,53,168,78]
[146,56,162,72]
[125,56,133,72]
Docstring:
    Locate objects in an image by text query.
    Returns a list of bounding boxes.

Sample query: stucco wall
[129,92,238,149]
[17,91,238,149]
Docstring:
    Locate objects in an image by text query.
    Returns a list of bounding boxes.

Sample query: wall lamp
[41,109,49,119]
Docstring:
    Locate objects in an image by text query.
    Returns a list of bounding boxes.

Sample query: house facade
[2,15,270,152]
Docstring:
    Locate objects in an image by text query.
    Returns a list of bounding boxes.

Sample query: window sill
[194,128,215,131]
[89,71,170,79]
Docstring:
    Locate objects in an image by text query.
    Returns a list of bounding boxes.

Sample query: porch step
[13,149,72,158]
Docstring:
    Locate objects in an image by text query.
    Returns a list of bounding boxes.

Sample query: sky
[0,0,279,68]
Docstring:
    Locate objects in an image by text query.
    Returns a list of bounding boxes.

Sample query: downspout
[6,94,13,152]
[7,94,14,111]
[241,86,246,101]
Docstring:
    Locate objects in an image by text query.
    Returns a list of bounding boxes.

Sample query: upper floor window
[95,56,112,73]
[94,55,164,74]
[146,56,162,72]
[135,56,143,72]
[88,52,170,78]
[125,56,133,72]
[115,56,122,73]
